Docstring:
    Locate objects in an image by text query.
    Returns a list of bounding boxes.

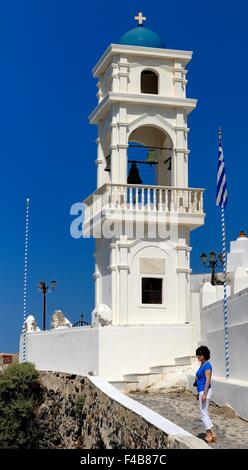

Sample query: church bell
[146,148,158,165]
[127,163,143,185]
[164,156,172,171]
[104,154,111,172]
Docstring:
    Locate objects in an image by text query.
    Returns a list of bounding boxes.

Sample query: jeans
[199,389,213,430]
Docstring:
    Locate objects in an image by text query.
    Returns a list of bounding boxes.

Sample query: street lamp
[38,280,57,330]
[200,251,224,286]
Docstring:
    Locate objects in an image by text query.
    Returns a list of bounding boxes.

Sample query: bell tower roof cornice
[92,44,193,78]
[89,93,197,124]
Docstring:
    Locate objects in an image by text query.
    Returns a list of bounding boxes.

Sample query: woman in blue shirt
[195,346,216,443]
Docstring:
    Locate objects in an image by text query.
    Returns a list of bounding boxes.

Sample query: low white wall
[188,374,248,421]
[20,327,99,376]
[201,283,231,308]
[194,277,248,419]
[200,288,248,382]
[20,324,195,381]
[98,324,194,380]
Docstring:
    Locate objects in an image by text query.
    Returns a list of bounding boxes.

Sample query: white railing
[84,184,204,220]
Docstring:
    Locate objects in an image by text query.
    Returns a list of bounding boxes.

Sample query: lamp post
[38,280,57,330]
[200,251,224,286]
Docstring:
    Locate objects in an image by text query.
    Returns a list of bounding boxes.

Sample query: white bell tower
[84,14,205,328]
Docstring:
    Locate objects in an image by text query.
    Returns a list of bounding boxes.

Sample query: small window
[141,70,158,94]
[142,278,162,304]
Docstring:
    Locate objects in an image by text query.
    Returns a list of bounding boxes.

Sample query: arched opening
[128,125,173,187]
[141,70,158,94]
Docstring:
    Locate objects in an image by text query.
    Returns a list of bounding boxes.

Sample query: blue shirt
[196,361,212,393]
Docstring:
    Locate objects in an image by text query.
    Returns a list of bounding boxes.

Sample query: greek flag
[216,128,229,378]
[216,131,227,209]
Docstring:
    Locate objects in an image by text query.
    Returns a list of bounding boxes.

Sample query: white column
[94,241,102,309]
[110,105,118,183]
[96,75,104,103]
[96,121,104,188]
[118,56,129,93]
[176,228,191,323]
[111,56,119,92]
[93,269,101,307]
[173,61,187,98]
[175,112,189,187]
[117,236,129,325]
[110,241,118,324]
[118,106,128,184]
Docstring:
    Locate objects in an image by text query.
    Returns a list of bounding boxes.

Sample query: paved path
[129,390,248,449]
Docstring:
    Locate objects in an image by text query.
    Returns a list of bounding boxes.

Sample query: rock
[92,304,112,327]
[51,310,72,329]
[25,315,40,332]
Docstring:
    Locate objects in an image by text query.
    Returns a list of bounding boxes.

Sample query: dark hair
[196,345,210,360]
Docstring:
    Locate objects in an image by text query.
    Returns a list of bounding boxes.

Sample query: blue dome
[119,26,164,49]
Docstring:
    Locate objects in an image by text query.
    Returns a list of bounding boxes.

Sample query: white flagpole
[22,197,30,363]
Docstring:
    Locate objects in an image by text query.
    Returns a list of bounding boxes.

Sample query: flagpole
[22,197,30,363]
[218,128,229,379]
[221,206,229,378]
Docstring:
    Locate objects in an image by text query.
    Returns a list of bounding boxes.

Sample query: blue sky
[0,0,247,352]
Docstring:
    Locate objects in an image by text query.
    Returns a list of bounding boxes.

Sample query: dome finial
[134,11,146,26]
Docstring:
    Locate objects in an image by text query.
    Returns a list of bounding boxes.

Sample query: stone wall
[37,372,208,449]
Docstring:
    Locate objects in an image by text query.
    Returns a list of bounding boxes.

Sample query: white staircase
[110,356,198,394]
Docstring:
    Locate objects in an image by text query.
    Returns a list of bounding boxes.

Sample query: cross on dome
[134,12,146,26]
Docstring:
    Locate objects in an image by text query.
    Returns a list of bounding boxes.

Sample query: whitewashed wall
[188,279,248,420]
[95,234,191,326]
[200,287,248,381]
[20,327,99,376]
[98,324,193,380]
[128,58,175,96]
[127,241,178,324]
[190,291,201,350]
[227,234,248,272]
[20,323,194,381]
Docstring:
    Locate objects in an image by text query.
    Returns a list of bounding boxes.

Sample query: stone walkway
[129,390,248,449]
